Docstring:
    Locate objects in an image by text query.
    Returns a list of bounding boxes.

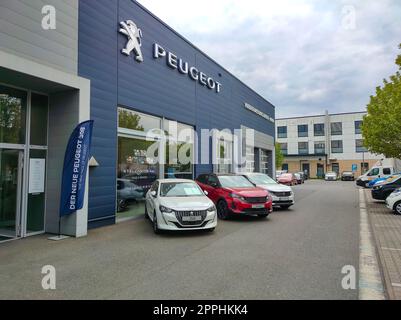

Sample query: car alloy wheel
[395,201,401,215]
[153,211,160,234]
[217,200,230,220]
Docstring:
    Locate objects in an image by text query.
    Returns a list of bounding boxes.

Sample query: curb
[358,188,386,300]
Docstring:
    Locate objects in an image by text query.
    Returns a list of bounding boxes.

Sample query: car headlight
[230,193,246,201]
[375,185,383,190]
[207,205,216,212]
[159,205,174,213]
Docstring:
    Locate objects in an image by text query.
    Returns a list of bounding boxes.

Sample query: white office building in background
[275,111,382,178]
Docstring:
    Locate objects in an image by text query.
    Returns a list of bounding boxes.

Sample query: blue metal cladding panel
[79,0,118,226]
[78,0,275,227]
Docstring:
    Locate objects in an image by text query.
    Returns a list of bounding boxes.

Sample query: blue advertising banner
[59,120,94,216]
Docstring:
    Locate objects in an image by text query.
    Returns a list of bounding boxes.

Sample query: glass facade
[0,85,48,240]
[0,85,27,144]
[117,107,195,220]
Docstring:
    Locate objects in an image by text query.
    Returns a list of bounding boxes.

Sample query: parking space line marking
[392,283,401,288]
[359,189,386,300]
[381,247,401,251]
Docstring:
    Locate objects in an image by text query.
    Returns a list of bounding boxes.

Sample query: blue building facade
[78,0,276,229]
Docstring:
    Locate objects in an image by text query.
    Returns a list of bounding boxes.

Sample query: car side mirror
[150,190,157,197]
[204,190,208,196]
[210,183,218,188]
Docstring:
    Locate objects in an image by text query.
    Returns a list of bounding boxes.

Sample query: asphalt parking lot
[0,180,359,300]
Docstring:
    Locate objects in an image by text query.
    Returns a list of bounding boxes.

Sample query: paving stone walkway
[364,189,401,299]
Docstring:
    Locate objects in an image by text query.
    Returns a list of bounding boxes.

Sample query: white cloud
[138,0,401,117]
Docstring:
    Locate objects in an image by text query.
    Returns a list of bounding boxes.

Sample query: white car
[386,187,401,215]
[325,172,338,181]
[242,173,294,209]
[145,179,217,233]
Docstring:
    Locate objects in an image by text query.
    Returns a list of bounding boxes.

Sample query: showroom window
[355,121,363,134]
[117,107,195,221]
[277,126,287,138]
[245,145,255,173]
[314,123,325,136]
[280,143,288,155]
[216,138,233,174]
[118,107,161,135]
[298,142,309,155]
[355,139,367,153]
[298,125,308,137]
[330,122,342,135]
[163,119,194,179]
[260,149,269,175]
[314,142,325,154]
[331,140,343,153]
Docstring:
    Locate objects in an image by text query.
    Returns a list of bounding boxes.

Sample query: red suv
[196,174,273,219]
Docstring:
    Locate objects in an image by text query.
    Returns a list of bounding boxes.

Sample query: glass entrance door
[0,149,23,241]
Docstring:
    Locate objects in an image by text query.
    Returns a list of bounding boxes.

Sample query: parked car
[116,179,145,211]
[341,171,355,181]
[277,173,297,186]
[242,173,294,209]
[371,175,401,201]
[325,172,338,181]
[369,173,401,188]
[196,173,273,219]
[145,179,217,234]
[276,170,287,178]
[297,172,306,182]
[386,188,401,215]
[356,158,401,188]
[294,173,304,184]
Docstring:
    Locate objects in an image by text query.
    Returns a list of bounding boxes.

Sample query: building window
[260,149,269,175]
[282,163,289,171]
[314,123,325,136]
[118,107,161,135]
[331,140,343,153]
[298,125,308,137]
[314,142,325,154]
[330,122,342,136]
[277,126,287,138]
[298,142,309,155]
[279,143,288,155]
[245,146,255,173]
[361,162,369,174]
[355,139,367,153]
[355,121,363,134]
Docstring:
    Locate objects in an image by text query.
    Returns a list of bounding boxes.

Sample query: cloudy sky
[138,0,401,118]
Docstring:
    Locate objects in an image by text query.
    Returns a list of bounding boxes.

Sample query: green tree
[361,44,401,158]
[275,142,284,169]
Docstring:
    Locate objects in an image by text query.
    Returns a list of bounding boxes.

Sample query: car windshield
[160,182,204,197]
[327,172,336,175]
[218,175,255,188]
[246,174,277,185]
[280,174,292,179]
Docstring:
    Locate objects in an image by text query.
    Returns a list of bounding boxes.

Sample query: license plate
[182,216,202,222]
[252,204,265,209]
[280,197,290,201]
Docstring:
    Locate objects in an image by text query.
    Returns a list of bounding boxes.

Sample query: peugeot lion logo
[119,20,144,62]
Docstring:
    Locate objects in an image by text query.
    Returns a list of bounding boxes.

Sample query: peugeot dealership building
[0,0,275,241]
